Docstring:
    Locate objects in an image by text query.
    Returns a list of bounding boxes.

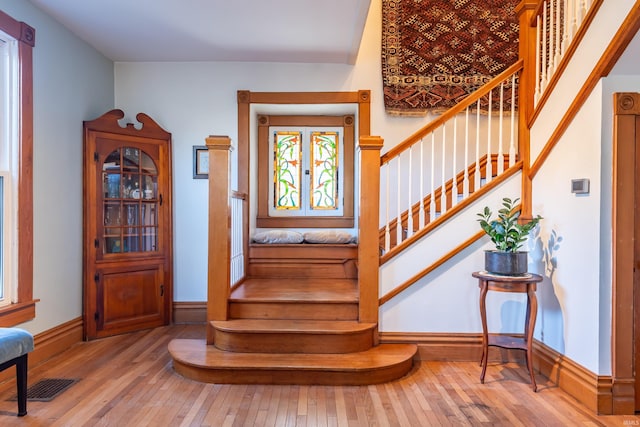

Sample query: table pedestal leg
[526,286,538,392]
[479,280,489,384]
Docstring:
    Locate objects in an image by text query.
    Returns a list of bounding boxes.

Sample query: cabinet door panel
[96,265,164,337]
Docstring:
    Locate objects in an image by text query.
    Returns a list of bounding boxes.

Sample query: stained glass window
[274,131,302,210]
[310,131,338,210]
[270,127,342,218]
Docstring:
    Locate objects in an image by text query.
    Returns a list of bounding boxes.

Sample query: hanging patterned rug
[381,0,520,116]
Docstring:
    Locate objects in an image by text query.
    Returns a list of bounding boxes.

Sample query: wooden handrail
[380,161,522,264]
[530,1,640,178]
[380,59,524,165]
[379,230,487,305]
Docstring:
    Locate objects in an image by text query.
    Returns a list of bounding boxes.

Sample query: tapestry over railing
[381,0,520,116]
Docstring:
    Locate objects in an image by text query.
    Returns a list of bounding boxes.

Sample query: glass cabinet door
[102,147,158,254]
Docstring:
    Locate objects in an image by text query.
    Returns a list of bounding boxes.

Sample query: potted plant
[476,197,542,275]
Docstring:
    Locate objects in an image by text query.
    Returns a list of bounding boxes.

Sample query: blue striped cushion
[0,328,34,364]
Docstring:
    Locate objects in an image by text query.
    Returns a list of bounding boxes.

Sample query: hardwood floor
[0,324,637,426]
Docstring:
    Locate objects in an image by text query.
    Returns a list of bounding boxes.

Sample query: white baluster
[419,138,425,229]
[475,100,481,190]
[430,132,436,222]
[509,73,516,167]
[549,0,555,74]
[463,107,470,197]
[554,0,561,68]
[535,15,541,104]
[577,0,586,26]
[384,163,390,253]
[562,0,570,55]
[396,157,402,245]
[440,125,447,214]
[407,146,413,238]
[571,0,579,36]
[497,82,504,175]
[541,1,548,93]
[451,116,458,207]
[486,90,493,184]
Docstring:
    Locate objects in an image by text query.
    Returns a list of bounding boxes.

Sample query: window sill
[256,216,354,228]
[0,299,38,327]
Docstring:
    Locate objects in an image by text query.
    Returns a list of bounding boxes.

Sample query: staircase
[169,244,417,385]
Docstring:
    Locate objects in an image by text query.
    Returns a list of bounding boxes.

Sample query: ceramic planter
[484,250,528,276]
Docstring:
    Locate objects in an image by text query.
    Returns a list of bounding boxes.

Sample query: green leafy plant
[477,197,542,252]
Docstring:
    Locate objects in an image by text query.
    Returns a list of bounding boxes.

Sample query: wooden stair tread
[230,278,358,302]
[170,339,416,371]
[212,319,376,334]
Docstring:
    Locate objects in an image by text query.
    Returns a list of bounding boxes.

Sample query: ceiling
[28,0,372,64]
[26,0,640,73]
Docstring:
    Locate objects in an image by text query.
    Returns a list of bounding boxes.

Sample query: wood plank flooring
[0,324,637,426]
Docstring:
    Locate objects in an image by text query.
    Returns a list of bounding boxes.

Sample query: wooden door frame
[612,92,640,414]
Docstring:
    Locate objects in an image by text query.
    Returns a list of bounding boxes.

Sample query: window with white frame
[0,30,18,307]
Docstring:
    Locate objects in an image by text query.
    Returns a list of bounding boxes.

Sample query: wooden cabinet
[83,110,173,340]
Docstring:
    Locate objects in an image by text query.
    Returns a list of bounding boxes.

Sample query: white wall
[531,86,604,373]
[0,0,114,334]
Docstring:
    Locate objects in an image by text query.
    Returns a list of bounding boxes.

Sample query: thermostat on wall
[571,178,590,194]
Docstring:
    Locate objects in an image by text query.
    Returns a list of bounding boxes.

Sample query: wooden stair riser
[248,244,358,280]
[213,329,375,354]
[172,359,414,386]
[228,302,359,321]
[169,339,417,386]
[247,262,358,279]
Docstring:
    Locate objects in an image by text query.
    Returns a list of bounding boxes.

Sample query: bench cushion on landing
[0,328,34,364]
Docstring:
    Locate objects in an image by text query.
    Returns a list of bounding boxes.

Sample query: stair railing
[379,60,523,257]
[532,0,600,106]
[230,191,246,287]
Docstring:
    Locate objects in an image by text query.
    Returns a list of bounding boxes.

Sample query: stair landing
[169,339,417,385]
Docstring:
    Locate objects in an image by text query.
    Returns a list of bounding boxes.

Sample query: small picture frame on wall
[193,146,209,179]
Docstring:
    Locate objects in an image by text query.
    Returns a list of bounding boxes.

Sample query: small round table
[472,271,543,392]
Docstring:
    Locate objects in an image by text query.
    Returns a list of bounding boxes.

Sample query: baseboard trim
[533,340,613,414]
[381,332,614,415]
[0,317,83,388]
[173,301,207,324]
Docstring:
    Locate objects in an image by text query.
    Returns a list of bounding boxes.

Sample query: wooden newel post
[358,136,383,328]
[205,135,233,344]
[516,0,538,219]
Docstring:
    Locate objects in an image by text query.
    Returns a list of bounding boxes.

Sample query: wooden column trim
[516,0,537,219]
[205,135,233,344]
[358,136,383,327]
[611,92,640,414]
